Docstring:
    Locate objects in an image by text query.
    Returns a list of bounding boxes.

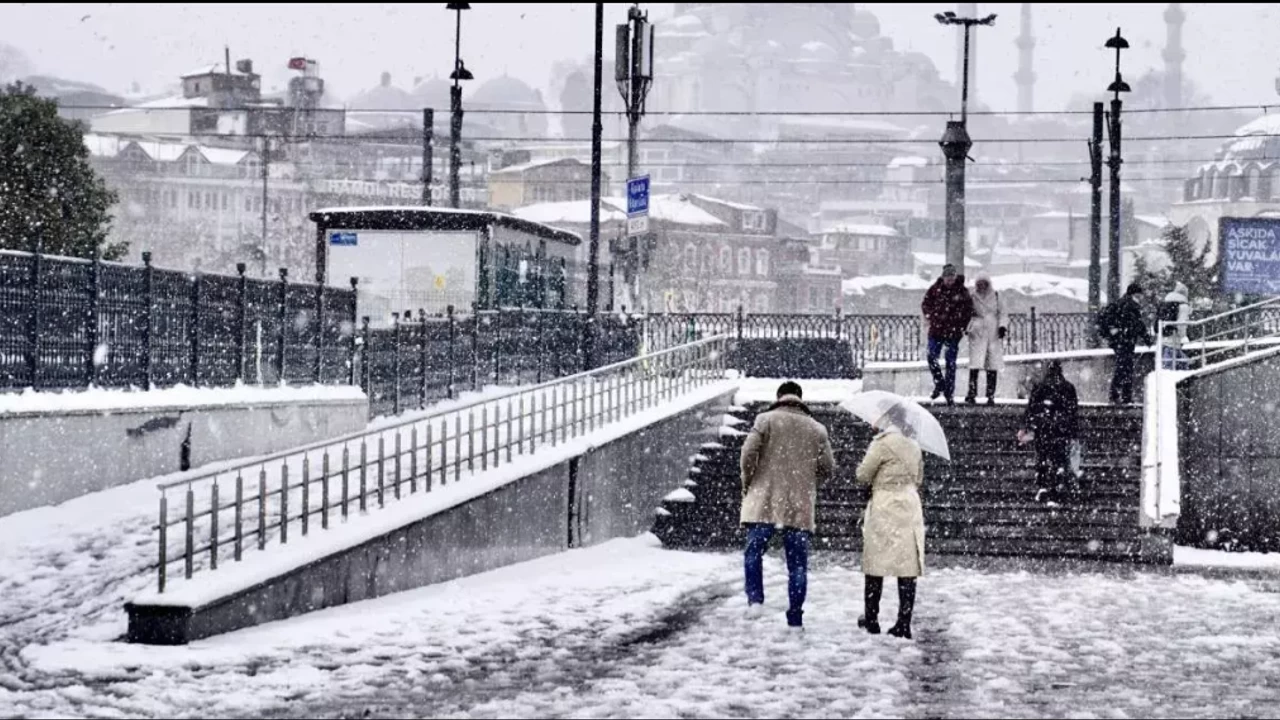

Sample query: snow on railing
[152,335,731,593]
[1145,296,1280,527]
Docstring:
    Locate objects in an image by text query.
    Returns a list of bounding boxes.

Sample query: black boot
[857,575,882,634]
[888,578,916,640]
[964,370,979,404]
[986,371,998,405]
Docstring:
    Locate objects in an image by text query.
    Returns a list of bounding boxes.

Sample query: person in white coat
[965,276,1008,405]
[1159,281,1192,370]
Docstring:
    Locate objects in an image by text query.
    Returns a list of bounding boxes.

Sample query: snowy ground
[5,531,1280,718]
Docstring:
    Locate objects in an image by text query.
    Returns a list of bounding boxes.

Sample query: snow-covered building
[511,193,835,314]
[1169,113,1280,262]
[812,223,912,278]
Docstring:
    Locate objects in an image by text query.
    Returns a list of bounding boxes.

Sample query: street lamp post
[1104,28,1130,304]
[935,11,996,272]
[447,3,473,209]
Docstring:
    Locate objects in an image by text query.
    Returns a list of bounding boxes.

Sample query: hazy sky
[4,3,1279,113]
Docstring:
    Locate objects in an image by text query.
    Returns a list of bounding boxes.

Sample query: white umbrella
[839,390,951,461]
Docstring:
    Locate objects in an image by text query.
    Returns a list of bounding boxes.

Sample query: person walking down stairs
[1018,360,1082,505]
[965,276,1007,405]
[921,264,975,406]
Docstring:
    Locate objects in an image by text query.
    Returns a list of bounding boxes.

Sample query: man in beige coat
[740,381,836,628]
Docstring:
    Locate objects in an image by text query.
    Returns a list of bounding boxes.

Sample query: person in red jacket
[920,264,975,405]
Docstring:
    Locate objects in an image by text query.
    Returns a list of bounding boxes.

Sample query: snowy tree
[0,82,122,259]
[1131,222,1223,319]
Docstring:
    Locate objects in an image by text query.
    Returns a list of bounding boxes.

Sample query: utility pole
[1105,28,1130,303]
[447,3,473,209]
[616,4,653,310]
[935,10,996,272]
[586,1,605,368]
[260,135,270,277]
[1088,101,1104,335]
[422,108,434,206]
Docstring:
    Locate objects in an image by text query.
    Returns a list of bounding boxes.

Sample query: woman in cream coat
[855,404,925,640]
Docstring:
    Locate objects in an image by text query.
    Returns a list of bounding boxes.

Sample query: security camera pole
[935,10,996,273]
[616,4,653,310]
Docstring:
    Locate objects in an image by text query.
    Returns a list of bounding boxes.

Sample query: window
[222,194,229,211]
[738,248,751,275]
[756,249,770,276]
[742,211,765,232]
[684,243,697,270]
[169,190,178,209]
[719,246,732,272]
[245,196,253,212]
[187,192,195,209]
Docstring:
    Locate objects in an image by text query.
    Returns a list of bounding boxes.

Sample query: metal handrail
[157,333,728,493]
[153,334,731,592]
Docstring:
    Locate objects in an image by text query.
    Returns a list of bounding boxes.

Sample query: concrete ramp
[126,337,736,644]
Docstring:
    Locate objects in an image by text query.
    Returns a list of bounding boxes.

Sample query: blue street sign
[627,175,650,216]
[1221,217,1280,295]
[330,232,358,247]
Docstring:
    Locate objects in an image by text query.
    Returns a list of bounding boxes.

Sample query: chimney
[225,47,231,76]
[380,71,391,88]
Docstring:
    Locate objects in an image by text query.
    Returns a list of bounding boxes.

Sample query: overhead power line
[54,102,1280,117]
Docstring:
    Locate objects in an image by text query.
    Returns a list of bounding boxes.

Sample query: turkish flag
[288,57,307,70]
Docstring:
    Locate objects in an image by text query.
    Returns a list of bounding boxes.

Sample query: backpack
[1097,303,1117,337]
[1158,300,1181,325]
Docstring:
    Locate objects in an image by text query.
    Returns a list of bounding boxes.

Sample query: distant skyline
[3,3,1279,115]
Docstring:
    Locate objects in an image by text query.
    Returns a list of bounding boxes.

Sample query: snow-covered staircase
[652,402,1172,564]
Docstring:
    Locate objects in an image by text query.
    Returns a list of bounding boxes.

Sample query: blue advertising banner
[330,231,358,247]
[1220,217,1280,295]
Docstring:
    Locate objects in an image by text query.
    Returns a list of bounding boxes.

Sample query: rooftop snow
[513,200,628,225]
[913,252,982,268]
[843,274,931,295]
[821,223,900,237]
[512,195,725,228]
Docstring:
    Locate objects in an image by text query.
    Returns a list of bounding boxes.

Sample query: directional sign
[330,231,358,247]
[626,175,650,216]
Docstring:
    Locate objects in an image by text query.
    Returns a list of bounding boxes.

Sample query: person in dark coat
[921,265,975,406]
[1019,360,1081,504]
[1098,282,1153,405]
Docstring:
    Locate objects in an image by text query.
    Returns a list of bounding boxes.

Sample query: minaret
[955,2,978,108]
[1014,3,1035,113]
[1162,4,1185,108]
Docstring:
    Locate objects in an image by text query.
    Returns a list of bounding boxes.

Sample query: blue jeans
[744,523,810,621]
[927,337,961,398]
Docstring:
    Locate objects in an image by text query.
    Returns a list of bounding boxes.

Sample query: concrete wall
[127,390,734,644]
[1177,351,1280,551]
[863,348,1155,404]
[0,398,369,517]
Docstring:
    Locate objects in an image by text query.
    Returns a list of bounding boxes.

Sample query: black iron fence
[0,250,357,391]
[1,253,1102,411]
[357,307,643,418]
[643,307,1095,363]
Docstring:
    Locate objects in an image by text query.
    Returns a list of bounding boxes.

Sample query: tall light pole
[447,3,473,209]
[585,1,605,368]
[1105,28,1130,304]
[935,10,996,272]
